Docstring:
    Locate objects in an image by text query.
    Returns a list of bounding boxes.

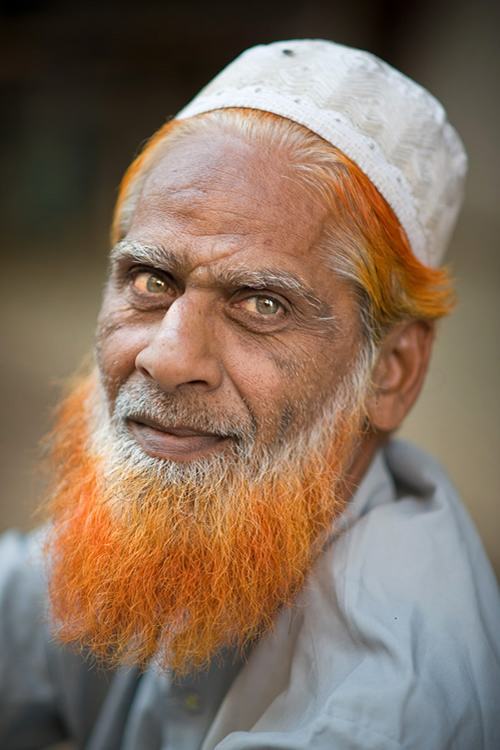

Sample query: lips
[128,416,229,461]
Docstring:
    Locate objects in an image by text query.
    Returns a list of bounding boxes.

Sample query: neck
[340,429,380,504]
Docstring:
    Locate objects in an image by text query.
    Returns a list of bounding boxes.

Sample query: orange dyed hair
[112,109,456,352]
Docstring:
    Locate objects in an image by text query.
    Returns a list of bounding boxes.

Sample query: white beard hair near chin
[89,347,372,504]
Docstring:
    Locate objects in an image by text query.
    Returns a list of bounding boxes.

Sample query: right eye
[131,271,172,295]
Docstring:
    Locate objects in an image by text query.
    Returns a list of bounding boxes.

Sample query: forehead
[124,130,343,303]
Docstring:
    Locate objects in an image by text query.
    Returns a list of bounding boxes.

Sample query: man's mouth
[128,416,230,461]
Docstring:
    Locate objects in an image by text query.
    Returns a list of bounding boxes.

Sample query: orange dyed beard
[41,367,366,676]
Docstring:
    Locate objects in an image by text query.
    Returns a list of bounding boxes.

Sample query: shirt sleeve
[0,529,69,749]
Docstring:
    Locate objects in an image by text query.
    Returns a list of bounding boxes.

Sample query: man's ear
[366,320,435,433]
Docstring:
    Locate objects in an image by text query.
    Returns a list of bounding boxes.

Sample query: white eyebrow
[110,240,183,272]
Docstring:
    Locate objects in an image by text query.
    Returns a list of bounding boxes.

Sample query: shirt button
[181,689,205,714]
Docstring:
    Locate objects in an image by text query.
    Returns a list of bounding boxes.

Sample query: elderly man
[1,40,499,749]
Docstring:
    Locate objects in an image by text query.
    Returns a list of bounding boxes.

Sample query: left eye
[132,271,170,294]
[240,296,283,315]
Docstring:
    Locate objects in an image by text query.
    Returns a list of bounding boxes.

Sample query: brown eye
[255,297,281,315]
[132,271,170,294]
[146,275,167,293]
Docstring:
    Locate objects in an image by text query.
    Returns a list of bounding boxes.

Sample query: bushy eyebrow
[110,239,333,319]
[110,240,183,274]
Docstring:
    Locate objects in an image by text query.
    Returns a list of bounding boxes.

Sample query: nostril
[134,351,152,380]
[179,379,208,389]
[134,341,222,394]
[136,363,152,379]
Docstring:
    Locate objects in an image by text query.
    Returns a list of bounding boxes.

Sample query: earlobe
[366,320,435,433]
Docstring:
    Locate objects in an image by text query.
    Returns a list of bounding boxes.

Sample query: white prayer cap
[176,40,467,268]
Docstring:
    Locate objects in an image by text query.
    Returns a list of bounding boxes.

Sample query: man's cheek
[95,321,146,406]
[227,350,308,437]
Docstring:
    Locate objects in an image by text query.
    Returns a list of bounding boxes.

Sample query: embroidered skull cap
[176,39,468,267]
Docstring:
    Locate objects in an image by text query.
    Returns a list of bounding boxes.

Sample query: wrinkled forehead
[126,129,330,267]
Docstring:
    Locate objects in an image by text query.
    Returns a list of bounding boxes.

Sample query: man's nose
[135,296,223,393]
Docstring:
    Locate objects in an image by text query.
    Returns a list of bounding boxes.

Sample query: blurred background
[1,0,499,580]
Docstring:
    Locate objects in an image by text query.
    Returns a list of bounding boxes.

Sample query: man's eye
[132,271,170,295]
[240,296,283,315]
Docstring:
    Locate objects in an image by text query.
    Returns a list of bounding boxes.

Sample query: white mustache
[112,379,257,444]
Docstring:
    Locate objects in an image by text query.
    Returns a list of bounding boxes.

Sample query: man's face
[44,129,372,674]
[96,130,363,464]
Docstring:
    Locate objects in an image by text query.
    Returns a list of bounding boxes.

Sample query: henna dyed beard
[42,365,368,676]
